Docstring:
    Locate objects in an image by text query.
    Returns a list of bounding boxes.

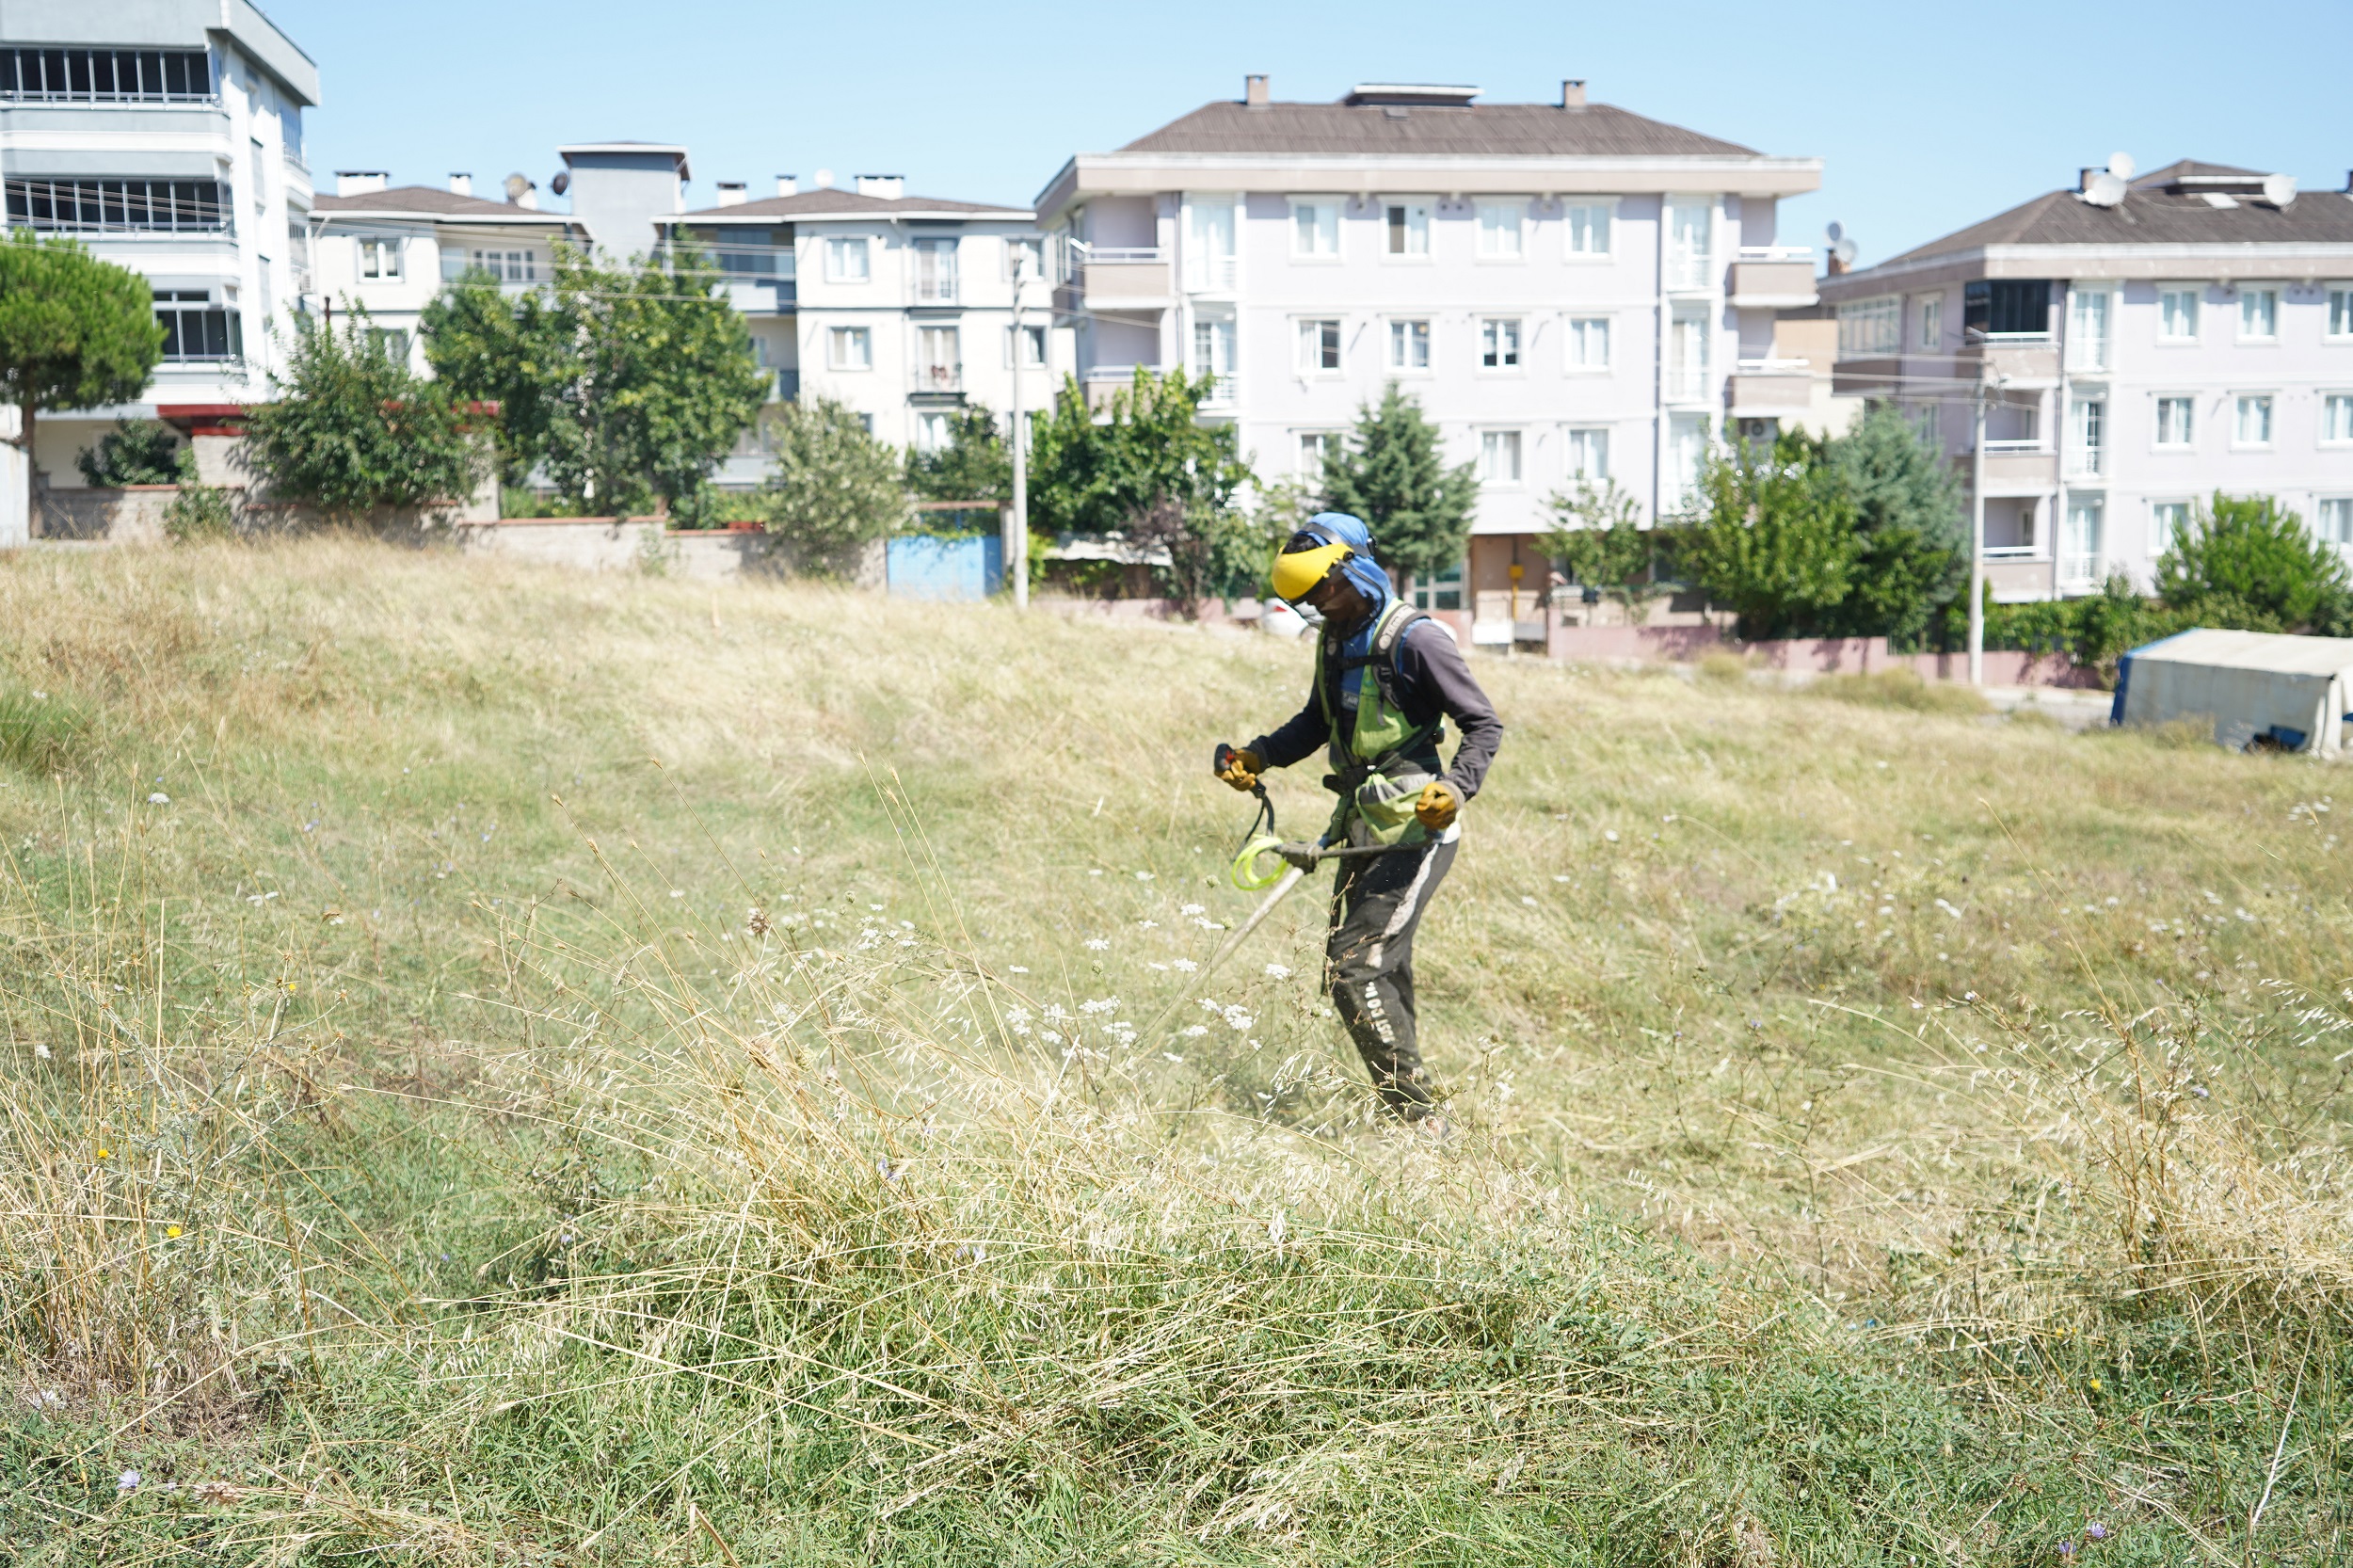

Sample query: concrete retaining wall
[454,519,886,587]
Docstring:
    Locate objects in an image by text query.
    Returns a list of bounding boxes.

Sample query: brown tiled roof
[312,185,579,222]
[1877,174,2353,266]
[679,188,1027,219]
[1115,99,1760,158]
[2131,158,2263,186]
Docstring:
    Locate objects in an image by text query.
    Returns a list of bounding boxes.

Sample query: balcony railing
[1982,438,2046,454]
[1735,245,1816,263]
[1184,256,1238,293]
[1664,369,1711,402]
[1195,373,1235,405]
[2067,447,2107,479]
[913,273,957,305]
[914,362,963,394]
[1086,247,1164,264]
[1982,544,2042,560]
[1665,252,1715,292]
[1733,357,1811,376]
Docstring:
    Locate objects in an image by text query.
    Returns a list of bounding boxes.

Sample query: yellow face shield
[1271,540,1352,604]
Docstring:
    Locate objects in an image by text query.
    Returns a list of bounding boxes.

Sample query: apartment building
[3,0,317,496]
[1034,76,1821,638]
[309,173,586,376]
[1821,160,2353,601]
[667,173,1070,482]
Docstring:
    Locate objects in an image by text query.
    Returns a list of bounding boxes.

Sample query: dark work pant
[1325,838,1456,1120]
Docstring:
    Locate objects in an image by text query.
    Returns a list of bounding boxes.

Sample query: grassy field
[2,539,2348,1566]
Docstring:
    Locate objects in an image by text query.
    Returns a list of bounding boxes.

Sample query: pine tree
[0,235,163,527]
[1319,383,1479,588]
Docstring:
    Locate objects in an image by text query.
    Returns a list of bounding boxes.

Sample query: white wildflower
[1172,958,1198,972]
[147,792,169,806]
[1180,904,1206,916]
[1084,937,1109,952]
[1181,1024,1209,1038]
[1264,963,1291,980]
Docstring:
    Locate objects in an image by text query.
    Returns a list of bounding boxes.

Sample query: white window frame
[1003,235,1045,282]
[2237,286,2279,343]
[1918,296,1942,351]
[1385,316,1432,373]
[2060,493,2105,586]
[2329,285,2353,342]
[1478,427,1524,487]
[1294,316,1342,376]
[2151,499,2193,556]
[1475,201,1524,260]
[1289,198,1341,261]
[1005,323,1047,368]
[1478,316,1522,372]
[2157,284,2201,343]
[1410,557,1464,613]
[914,410,952,455]
[2153,393,2196,450]
[1561,200,1614,259]
[2322,392,2353,446]
[1837,296,1900,357]
[1565,314,1611,372]
[827,324,872,371]
[2067,286,2113,373]
[357,236,403,280]
[1296,429,1340,476]
[1563,425,1610,480]
[2233,392,2275,448]
[2319,496,2353,547]
[824,234,872,283]
[1382,200,1433,260]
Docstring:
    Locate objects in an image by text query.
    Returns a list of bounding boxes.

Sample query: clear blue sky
[267,0,2349,269]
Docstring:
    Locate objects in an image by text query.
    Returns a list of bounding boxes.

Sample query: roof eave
[1823,238,2353,296]
[1051,151,1820,199]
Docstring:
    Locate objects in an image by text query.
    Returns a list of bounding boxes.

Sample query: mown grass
[1,538,2348,1565]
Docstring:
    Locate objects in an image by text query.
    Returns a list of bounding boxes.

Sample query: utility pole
[1968,364,1991,686]
[1007,253,1032,609]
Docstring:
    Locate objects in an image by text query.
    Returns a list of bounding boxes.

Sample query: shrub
[162,483,236,542]
[1542,476,1673,620]
[1319,383,1480,590]
[904,404,1012,505]
[1813,667,1987,716]
[1819,402,1966,643]
[1677,427,1858,640]
[74,418,190,488]
[754,398,906,574]
[2155,491,2353,634]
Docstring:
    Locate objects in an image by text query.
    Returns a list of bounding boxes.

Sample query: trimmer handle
[1213,742,1240,776]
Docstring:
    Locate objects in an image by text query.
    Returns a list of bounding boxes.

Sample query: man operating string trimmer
[1216,513,1503,1136]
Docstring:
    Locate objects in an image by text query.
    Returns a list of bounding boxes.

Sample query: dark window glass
[0,46,210,102]
[1962,280,2050,336]
[4,177,229,232]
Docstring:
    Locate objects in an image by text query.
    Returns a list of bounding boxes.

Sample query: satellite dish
[2083,172,2128,207]
[1825,220,1844,243]
[502,172,530,203]
[814,168,835,189]
[2106,151,2136,182]
[2263,172,2298,207]
[550,170,570,197]
[1832,235,1859,267]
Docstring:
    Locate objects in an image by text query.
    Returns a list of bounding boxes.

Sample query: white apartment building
[669,174,1072,483]
[308,173,586,376]
[3,0,316,503]
[1034,76,1821,637]
[1822,160,2353,601]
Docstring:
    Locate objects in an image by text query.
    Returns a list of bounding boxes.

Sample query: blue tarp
[887,534,1002,600]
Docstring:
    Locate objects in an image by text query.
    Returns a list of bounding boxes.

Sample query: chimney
[1560,78,1586,108]
[1826,249,1849,277]
[335,169,388,197]
[854,173,904,200]
[2079,167,2103,193]
[776,173,797,198]
[448,172,472,197]
[515,184,538,210]
[716,181,746,207]
[1244,73,1269,107]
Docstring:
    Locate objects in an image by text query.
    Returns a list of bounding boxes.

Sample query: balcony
[2066,446,2106,481]
[1663,368,1713,404]
[1080,364,1153,411]
[1977,445,2057,494]
[1958,332,2059,385]
[1728,358,1813,417]
[912,361,963,396]
[1729,248,1818,309]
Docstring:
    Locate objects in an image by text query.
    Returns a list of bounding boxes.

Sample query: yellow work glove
[1414,780,1460,831]
[1218,746,1264,792]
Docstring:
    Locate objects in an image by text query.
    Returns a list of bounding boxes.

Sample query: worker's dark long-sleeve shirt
[1247,619,1503,800]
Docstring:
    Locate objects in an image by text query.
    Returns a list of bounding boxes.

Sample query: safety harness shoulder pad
[1318,607,1445,794]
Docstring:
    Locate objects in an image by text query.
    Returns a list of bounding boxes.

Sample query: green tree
[1541,476,1673,620]
[0,234,163,526]
[1029,367,1249,539]
[2155,492,2353,634]
[242,312,488,520]
[905,404,1011,504]
[756,398,906,576]
[1677,426,1860,640]
[424,242,767,516]
[76,417,191,487]
[1819,402,1966,642]
[1318,383,1479,590]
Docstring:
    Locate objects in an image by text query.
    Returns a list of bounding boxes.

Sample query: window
[1913,404,1940,445]
[469,248,536,282]
[2154,395,2195,447]
[1297,431,1338,475]
[1479,317,1521,370]
[1564,426,1609,479]
[2159,286,2201,341]
[153,290,242,361]
[2071,397,2105,476]
[915,411,952,455]
[2067,288,2111,371]
[0,46,212,103]
[1667,308,1709,400]
[1296,317,1340,375]
[824,235,871,282]
[2331,288,2353,340]
[2234,393,2274,446]
[1384,202,1430,257]
[4,176,230,233]
[1476,202,1523,258]
[1563,201,1612,256]
[1837,296,1900,356]
[2321,498,2353,546]
[358,237,403,280]
[1290,200,1339,258]
[1665,199,1712,290]
[366,328,409,362]
[250,137,266,214]
[1386,318,1430,371]
[2324,393,2353,444]
[1918,296,1942,350]
[1665,414,1709,514]
[913,238,957,303]
[917,326,959,392]
[2152,501,2191,555]
[1962,279,2051,336]
[1006,324,1046,368]
[2239,288,2278,341]
[1004,236,1044,281]
[1191,314,1235,396]
[1183,198,1237,290]
[2061,495,2105,584]
[1480,429,1522,485]
[1566,315,1611,370]
[828,325,872,369]
[1410,559,1464,612]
